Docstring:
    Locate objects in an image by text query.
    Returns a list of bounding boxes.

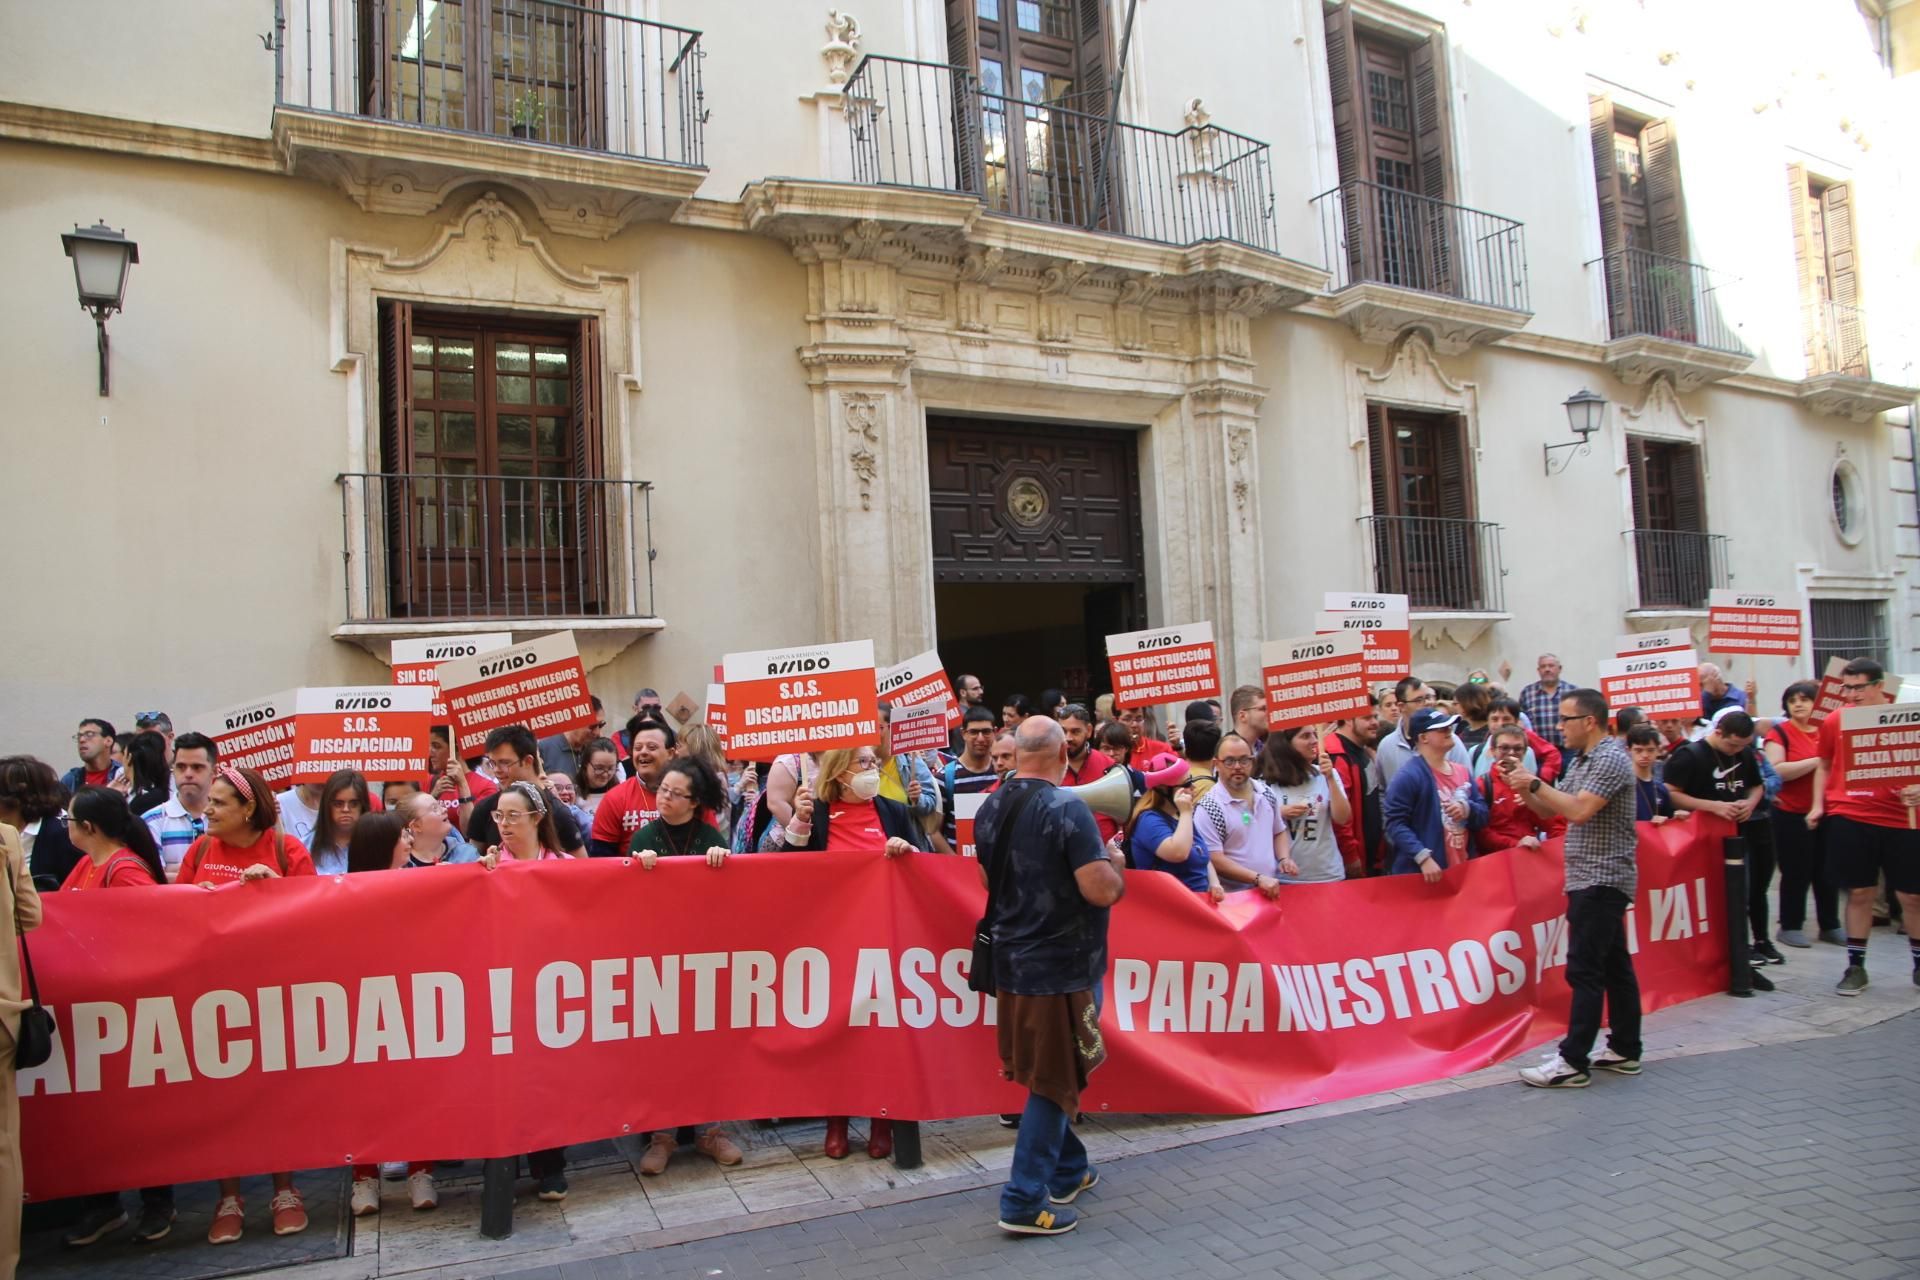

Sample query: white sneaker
[350,1177,380,1217]
[408,1171,438,1211]
[1518,1052,1591,1089]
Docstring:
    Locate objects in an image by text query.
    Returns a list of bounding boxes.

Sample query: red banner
[1597,649,1702,719]
[1313,611,1411,684]
[390,633,513,721]
[19,820,1727,1200]
[722,640,880,762]
[438,632,597,758]
[1708,590,1802,656]
[192,689,298,787]
[1262,632,1369,724]
[1813,656,1847,721]
[1106,622,1222,706]
[291,686,434,784]
[877,649,960,729]
[1837,703,1920,788]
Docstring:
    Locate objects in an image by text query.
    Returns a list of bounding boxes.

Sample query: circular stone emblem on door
[1006,477,1049,528]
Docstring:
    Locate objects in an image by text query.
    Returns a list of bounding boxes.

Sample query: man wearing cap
[1375,679,1470,785]
[1382,708,1487,882]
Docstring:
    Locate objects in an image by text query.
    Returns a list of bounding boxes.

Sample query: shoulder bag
[968,782,1041,996]
[5,849,53,1069]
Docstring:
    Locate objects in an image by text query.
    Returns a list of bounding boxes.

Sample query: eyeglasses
[1218,757,1254,769]
[657,786,694,802]
[1839,681,1877,691]
[496,810,531,824]
[74,730,104,742]
[963,727,996,737]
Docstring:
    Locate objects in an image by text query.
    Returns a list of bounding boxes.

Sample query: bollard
[892,1120,923,1171]
[480,1156,515,1239]
[1724,837,1752,998]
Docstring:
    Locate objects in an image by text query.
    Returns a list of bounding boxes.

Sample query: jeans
[1558,886,1641,1070]
[1739,819,1777,946]
[999,984,1102,1220]
[1772,809,1837,933]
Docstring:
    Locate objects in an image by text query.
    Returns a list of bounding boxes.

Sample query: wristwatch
[1529,778,1542,794]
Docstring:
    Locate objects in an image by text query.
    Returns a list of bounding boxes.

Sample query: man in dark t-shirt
[466,725,586,855]
[1664,710,1775,965]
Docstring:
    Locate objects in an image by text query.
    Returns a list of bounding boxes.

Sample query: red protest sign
[1708,590,1801,657]
[1106,621,1222,706]
[1261,632,1369,724]
[1614,627,1693,658]
[876,649,959,728]
[437,632,597,759]
[390,633,512,720]
[292,686,435,784]
[1324,591,1409,615]
[888,703,951,757]
[1597,649,1702,720]
[722,640,880,762]
[954,791,987,858]
[1837,703,1920,790]
[1812,657,1848,721]
[705,683,727,745]
[192,690,299,787]
[1313,611,1411,683]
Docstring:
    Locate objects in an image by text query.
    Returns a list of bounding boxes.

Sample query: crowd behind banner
[0,646,1913,1259]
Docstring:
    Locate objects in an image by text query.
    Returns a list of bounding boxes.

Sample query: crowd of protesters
[0,651,1913,1251]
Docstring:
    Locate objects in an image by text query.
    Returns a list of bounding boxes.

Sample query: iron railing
[843,54,1278,253]
[1590,248,1745,355]
[1811,299,1872,379]
[1361,515,1506,613]
[1312,180,1529,312]
[1810,599,1890,675]
[274,0,706,167]
[1626,529,1729,610]
[337,472,655,622]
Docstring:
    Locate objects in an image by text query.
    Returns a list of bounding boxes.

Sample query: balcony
[1311,180,1531,354]
[1626,529,1729,611]
[1591,248,1753,391]
[1362,515,1507,614]
[1800,300,1917,421]
[273,0,707,236]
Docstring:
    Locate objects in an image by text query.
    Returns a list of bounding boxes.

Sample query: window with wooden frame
[1786,166,1864,377]
[377,301,607,619]
[1365,404,1489,610]
[1625,437,1713,609]
[1589,97,1690,340]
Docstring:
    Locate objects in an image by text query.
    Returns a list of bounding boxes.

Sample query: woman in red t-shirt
[176,765,315,1245]
[1765,680,1838,947]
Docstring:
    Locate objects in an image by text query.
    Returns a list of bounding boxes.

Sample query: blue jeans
[999,983,1102,1219]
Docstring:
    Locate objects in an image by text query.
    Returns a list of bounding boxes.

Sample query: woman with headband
[482,781,569,865]
[174,763,315,1244]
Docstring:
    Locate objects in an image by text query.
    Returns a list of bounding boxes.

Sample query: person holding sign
[1763,682,1839,948]
[1808,658,1920,996]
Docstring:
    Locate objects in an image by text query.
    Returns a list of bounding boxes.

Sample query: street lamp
[61,220,139,396]
[1543,387,1606,476]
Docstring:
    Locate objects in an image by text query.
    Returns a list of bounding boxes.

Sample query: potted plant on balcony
[508,92,545,140]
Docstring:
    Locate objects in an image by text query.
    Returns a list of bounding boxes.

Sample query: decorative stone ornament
[822,10,862,86]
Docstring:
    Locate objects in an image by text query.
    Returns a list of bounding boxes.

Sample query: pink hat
[1139,752,1191,790]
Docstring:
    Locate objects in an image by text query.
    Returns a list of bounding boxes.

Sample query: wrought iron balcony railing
[1361,515,1507,613]
[843,54,1277,253]
[1626,528,1729,611]
[1591,248,1746,355]
[275,0,706,167]
[1312,180,1529,312]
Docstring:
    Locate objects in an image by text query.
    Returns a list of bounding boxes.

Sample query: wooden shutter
[1408,37,1453,205]
[575,6,605,150]
[1435,417,1479,608]
[1669,444,1704,534]
[1625,435,1649,530]
[1366,403,1392,516]
[1822,182,1863,372]
[572,314,605,612]
[1640,119,1686,261]
[945,0,981,194]
[1435,417,1471,521]
[1324,3,1368,188]
[1785,164,1821,370]
[360,0,390,117]
[1075,0,1120,231]
[1591,96,1630,336]
[378,299,416,615]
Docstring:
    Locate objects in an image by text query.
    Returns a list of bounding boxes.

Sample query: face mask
[847,770,882,801]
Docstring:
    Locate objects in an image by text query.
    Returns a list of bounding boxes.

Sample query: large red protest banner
[390,633,512,721]
[192,690,299,787]
[438,632,597,758]
[291,686,435,784]
[1708,589,1802,656]
[722,640,879,761]
[19,821,1727,1199]
[1106,622,1222,706]
[1262,632,1370,723]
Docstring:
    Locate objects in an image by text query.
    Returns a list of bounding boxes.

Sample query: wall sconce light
[61,220,139,396]
[1544,388,1606,475]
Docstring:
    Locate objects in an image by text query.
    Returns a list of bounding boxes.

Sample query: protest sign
[1836,703,1920,792]
[1812,657,1848,721]
[705,683,727,742]
[888,703,952,756]
[1597,649,1702,720]
[1614,628,1695,658]
[192,690,299,786]
[953,791,987,858]
[876,649,960,727]
[1708,590,1802,656]
[1105,622,1222,706]
[291,686,435,784]
[1262,632,1369,723]
[390,633,512,720]
[438,632,597,759]
[1323,592,1409,615]
[722,640,880,761]
[1313,611,1412,683]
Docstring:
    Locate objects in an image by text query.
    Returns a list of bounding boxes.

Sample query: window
[1365,405,1497,610]
[377,301,607,618]
[1810,599,1889,673]
[1625,437,1720,609]
[1830,457,1864,545]
[1590,97,1690,341]
[1787,166,1865,376]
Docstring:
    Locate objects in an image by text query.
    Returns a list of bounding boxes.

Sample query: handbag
[5,850,52,1069]
[968,782,1039,996]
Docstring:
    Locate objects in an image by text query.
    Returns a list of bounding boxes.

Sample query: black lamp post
[1544,388,1606,475]
[61,221,139,396]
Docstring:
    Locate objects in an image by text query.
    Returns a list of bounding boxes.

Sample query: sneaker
[1836,964,1869,996]
[1752,941,1786,965]
[1518,1052,1590,1089]
[639,1132,676,1176]
[351,1176,380,1217]
[1818,928,1847,945]
[208,1196,244,1245]
[997,1204,1079,1235]
[1776,929,1812,949]
[695,1128,743,1167]
[536,1173,568,1202]
[1591,1049,1642,1075]
[380,1161,408,1181]
[997,1114,1021,1128]
[131,1204,176,1243]
[1048,1168,1100,1205]
[408,1171,438,1211]
[62,1203,128,1248]
[271,1188,309,1236]
[1750,968,1776,992]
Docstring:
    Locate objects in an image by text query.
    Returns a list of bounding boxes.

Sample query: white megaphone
[1061,764,1136,824]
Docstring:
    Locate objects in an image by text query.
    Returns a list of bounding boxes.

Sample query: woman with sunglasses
[309,770,371,876]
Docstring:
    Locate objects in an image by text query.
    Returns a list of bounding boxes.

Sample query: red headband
[216,763,254,804]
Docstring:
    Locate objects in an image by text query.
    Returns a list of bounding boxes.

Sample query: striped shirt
[141,797,207,882]
[1556,736,1638,896]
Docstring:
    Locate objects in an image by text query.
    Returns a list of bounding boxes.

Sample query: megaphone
[1062,765,1136,824]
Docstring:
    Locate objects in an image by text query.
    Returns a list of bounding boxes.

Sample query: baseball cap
[1407,708,1461,737]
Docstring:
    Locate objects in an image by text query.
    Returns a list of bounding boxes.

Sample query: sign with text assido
[1708,590,1802,656]
[292,686,435,784]
[1614,627,1695,658]
[722,640,879,761]
[888,703,952,757]
[193,690,299,787]
[1837,703,1920,791]
[438,632,597,758]
[1262,631,1369,724]
[1324,592,1409,615]
[390,633,513,720]
[1597,649,1702,720]
[1106,622,1222,706]
[1313,611,1411,683]
[876,649,959,728]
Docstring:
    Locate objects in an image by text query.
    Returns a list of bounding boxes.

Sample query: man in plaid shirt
[1518,654,1578,748]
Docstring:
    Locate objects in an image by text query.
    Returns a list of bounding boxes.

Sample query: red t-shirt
[826,800,889,853]
[178,833,317,885]
[591,776,662,849]
[60,851,158,891]
[1816,708,1910,828]
[1474,772,1565,855]
[83,768,112,788]
[1064,748,1120,841]
[1770,718,1821,815]
[1132,737,1173,765]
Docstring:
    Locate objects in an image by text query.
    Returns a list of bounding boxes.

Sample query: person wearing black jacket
[0,756,80,886]
[1664,711,1779,968]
